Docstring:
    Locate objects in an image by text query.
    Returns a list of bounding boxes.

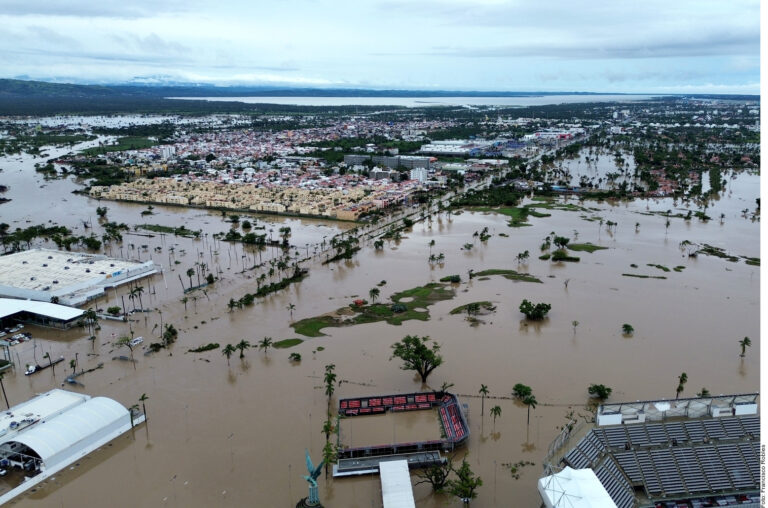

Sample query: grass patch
[647,263,671,272]
[539,253,551,260]
[673,266,686,272]
[552,249,580,262]
[622,273,667,280]
[274,338,303,349]
[138,224,200,237]
[440,274,461,283]
[743,257,760,266]
[291,283,456,337]
[188,343,219,353]
[449,301,496,315]
[697,244,739,262]
[472,269,542,283]
[291,315,337,337]
[569,243,607,253]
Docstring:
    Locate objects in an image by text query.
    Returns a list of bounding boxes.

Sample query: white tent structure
[0,389,143,505]
[538,466,617,508]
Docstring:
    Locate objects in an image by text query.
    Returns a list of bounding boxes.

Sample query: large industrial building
[0,389,143,504]
[0,249,157,306]
[539,394,760,508]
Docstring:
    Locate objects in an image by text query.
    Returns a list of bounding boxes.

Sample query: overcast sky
[0,0,760,93]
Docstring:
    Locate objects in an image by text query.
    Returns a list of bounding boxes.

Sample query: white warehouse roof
[0,298,84,322]
[8,396,129,470]
[0,389,141,506]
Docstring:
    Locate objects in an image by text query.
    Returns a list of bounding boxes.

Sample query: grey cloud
[1,0,197,18]
[420,30,759,60]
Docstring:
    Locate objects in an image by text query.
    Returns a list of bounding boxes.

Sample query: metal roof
[0,298,84,322]
[380,460,415,508]
[6,397,128,467]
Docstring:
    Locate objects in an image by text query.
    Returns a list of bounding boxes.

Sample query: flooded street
[0,142,759,507]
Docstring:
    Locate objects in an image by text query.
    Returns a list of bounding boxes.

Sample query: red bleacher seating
[427,393,436,402]
[346,409,358,416]
[418,403,430,409]
[368,398,381,407]
[360,408,371,414]
[394,396,407,404]
[340,401,348,409]
[349,400,361,408]
[383,397,393,405]
[415,395,427,403]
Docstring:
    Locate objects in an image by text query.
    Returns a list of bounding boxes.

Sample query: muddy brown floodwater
[0,141,759,507]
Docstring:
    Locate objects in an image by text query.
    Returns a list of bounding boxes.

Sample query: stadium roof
[0,298,84,322]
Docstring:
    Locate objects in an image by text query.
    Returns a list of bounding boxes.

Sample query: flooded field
[0,140,759,507]
[340,410,443,450]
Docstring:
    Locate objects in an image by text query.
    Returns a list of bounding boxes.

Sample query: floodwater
[0,139,759,507]
[340,410,442,450]
[168,94,660,108]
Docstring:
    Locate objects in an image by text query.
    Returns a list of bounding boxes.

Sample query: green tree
[512,383,532,399]
[676,372,688,399]
[186,267,195,289]
[415,456,453,493]
[739,336,752,357]
[115,336,136,369]
[588,384,612,401]
[519,299,551,320]
[286,303,296,321]
[259,336,273,356]
[369,287,380,303]
[222,344,236,365]
[447,458,482,507]
[697,387,711,397]
[478,384,489,431]
[390,335,443,384]
[622,323,634,336]
[236,339,251,359]
[553,236,570,249]
[523,394,538,426]
[139,393,149,419]
[490,405,502,432]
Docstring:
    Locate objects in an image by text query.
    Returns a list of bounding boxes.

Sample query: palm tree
[222,344,236,365]
[139,393,149,419]
[259,337,273,356]
[236,339,251,359]
[369,287,380,304]
[739,336,752,357]
[186,268,195,289]
[523,394,537,426]
[286,303,296,321]
[134,286,145,310]
[83,308,98,334]
[676,372,688,399]
[70,358,77,375]
[479,384,489,431]
[490,405,502,432]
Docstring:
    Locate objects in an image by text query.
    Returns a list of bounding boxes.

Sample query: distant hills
[0,78,758,116]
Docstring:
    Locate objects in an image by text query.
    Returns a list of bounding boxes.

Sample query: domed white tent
[538,466,616,508]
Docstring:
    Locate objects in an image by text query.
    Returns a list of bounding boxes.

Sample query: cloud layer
[0,0,759,93]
